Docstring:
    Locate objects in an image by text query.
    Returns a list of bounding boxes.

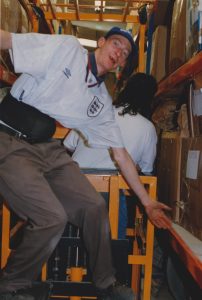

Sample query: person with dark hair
[0,27,170,300]
[65,72,158,238]
[114,72,158,119]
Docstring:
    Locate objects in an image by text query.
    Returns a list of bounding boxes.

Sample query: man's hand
[145,201,172,229]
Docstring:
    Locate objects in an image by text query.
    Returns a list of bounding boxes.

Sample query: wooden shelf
[0,65,17,85]
[157,52,202,96]
[169,224,202,288]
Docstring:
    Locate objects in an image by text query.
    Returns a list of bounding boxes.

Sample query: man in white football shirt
[0,28,170,300]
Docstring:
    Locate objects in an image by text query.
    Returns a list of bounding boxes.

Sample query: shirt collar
[89,52,105,85]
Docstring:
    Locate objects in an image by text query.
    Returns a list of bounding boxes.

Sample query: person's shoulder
[55,34,80,45]
[12,32,80,46]
[136,113,154,126]
[129,113,156,134]
[64,35,80,43]
[138,115,157,136]
[40,34,81,47]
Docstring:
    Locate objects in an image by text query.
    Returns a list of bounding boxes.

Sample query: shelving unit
[157,51,202,293]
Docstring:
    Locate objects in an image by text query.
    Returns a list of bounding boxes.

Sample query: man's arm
[111,147,171,229]
[0,30,12,49]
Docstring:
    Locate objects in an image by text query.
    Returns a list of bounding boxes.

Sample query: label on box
[186,150,200,179]
[199,10,202,50]
[193,89,202,116]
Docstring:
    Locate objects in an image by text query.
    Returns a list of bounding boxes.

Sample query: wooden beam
[43,11,139,23]
[157,52,202,96]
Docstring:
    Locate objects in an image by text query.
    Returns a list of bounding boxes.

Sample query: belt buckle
[16,132,35,144]
[15,131,26,140]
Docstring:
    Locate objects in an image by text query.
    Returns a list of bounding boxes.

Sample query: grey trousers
[0,132,115,293]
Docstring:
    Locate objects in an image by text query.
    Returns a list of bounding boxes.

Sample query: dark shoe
[0,282,51,300]
[97,282,135,300]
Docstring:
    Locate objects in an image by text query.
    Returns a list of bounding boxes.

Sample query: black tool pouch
[0,93,56,142]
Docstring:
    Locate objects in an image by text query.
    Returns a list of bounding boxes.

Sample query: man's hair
[114,72,158,119]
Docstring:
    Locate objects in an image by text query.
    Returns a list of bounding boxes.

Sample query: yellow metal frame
[34,0,155,23]
[118,175,156,300]
[1,174,156,300]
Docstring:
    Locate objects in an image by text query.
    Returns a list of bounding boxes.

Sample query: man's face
[97,34,132,73]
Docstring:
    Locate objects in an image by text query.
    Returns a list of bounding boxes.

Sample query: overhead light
[95,1,106,12]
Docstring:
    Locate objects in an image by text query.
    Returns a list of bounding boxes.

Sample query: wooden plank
[157,52,202,96]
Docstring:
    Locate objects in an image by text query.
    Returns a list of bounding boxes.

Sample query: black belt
[0,123,30,141]
[0,123,49,144]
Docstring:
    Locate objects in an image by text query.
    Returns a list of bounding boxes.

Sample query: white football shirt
[9,33,124,148]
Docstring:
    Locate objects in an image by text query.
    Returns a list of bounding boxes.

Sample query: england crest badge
[87,96,104,117]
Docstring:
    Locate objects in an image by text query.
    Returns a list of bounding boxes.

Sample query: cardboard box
[180,137,202,241]
[157,132,182,222]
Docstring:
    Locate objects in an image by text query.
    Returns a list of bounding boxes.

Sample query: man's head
[95,27,137,76]
[105,27,137,64]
